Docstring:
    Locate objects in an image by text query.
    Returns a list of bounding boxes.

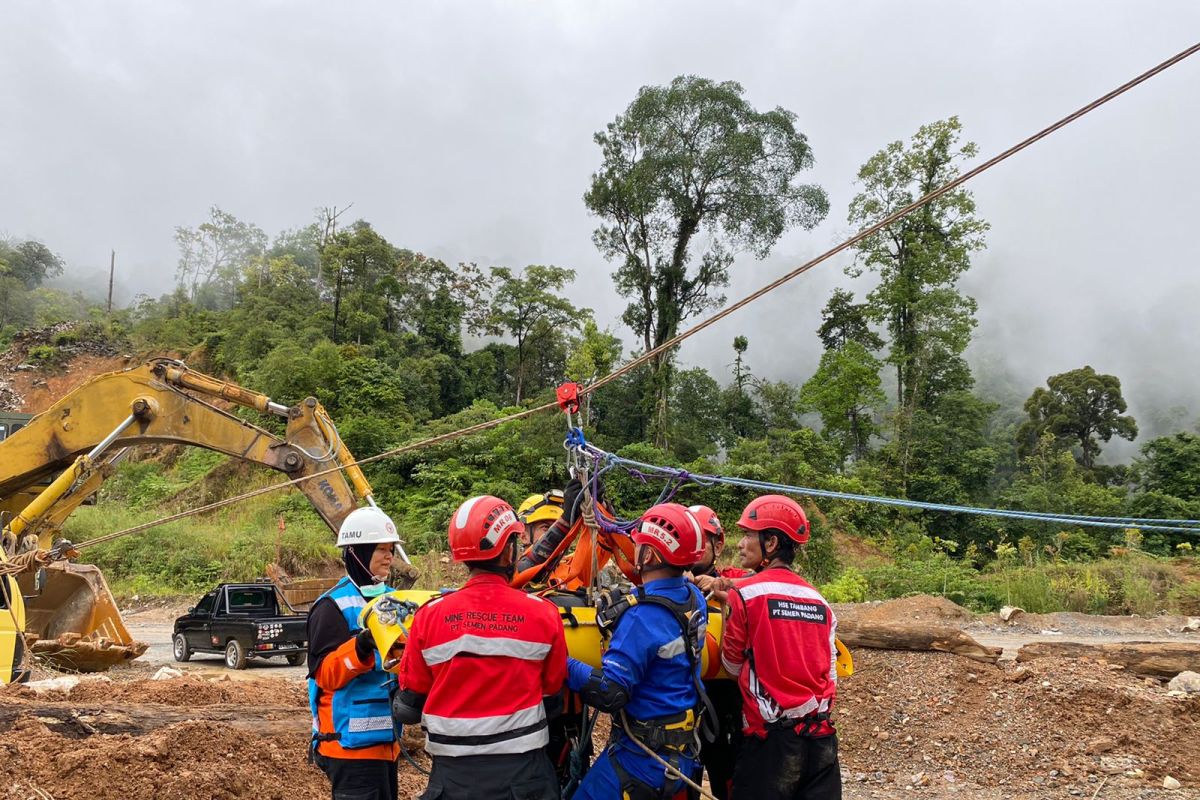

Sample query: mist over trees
[5,76,1199,611]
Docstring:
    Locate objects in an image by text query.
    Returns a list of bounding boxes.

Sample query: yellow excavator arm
[0,359,378,680]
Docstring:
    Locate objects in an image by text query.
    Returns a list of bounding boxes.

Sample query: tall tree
[802,289,885,464]
[0,239,65,289]
[1135,432,1200,502]
[175,207,267,308]
[1019,365,1138,470]
[847,117,989,490]
[722,337,765,442]
[484,265,584,404]
[817,288,883,351]
[319,221,397,345]
[801,341,885,465]
[585,75,828,446]
[0,239,66,329]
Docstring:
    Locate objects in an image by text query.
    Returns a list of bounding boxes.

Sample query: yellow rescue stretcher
[362,590,853,680]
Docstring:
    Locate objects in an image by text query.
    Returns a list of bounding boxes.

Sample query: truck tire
[224,639,247,670]
[172,633,192,663]
[286,652,307,667]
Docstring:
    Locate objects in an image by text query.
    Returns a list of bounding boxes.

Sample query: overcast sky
[2,1,1198,451]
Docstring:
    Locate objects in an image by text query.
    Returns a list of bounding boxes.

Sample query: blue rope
[583,446,1200,536]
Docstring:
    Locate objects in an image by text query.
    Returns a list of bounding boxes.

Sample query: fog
[3,1,1198,456]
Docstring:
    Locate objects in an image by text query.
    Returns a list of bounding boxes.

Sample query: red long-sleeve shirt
[399,573,568,757]
[720,567,837,738]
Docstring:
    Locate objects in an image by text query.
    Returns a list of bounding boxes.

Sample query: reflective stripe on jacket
[308,576,396,753]
[720,568,837,738]
[399,572,568,758]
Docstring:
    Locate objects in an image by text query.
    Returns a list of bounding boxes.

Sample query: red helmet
[737,495,809,544]
[632,503,704,567]
[448,495,524,562]
[687,504,724,547]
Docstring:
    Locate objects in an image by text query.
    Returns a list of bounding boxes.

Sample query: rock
[1006,666,1033,683]
[910,771,929,786]
[1164,776,1182,790]
[1166,670,1200,694]
[1182,618,1200,632]
[152,666,183,681]
[1000,605,1024,622]
[23,676,80,695]
[1087,737,1116,755]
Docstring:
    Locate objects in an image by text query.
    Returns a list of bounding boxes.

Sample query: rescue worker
[307,506,403,800]
[394,495,568,800]
[688,504,748,603]
[721,495,841,800]
[567,502,709,800]
[518,489,565,547]
[686,505,747,800]
[515,478,585,578]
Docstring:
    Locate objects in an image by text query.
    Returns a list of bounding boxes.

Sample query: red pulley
[556,382,580,413]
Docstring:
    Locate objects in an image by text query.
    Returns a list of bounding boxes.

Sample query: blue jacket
[568,576,706,781]
[307,577,395,750]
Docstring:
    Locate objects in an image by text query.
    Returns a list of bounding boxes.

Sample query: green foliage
[801,342,885,465]
[175,206,267,309]
[586,74,828,444]
[1135,432,1200,501]
[1019,365,1138,470]
[482,265,585,404]
[985,554,1177,615]
[27,344,62,366]
[847,117,988,490]
[864,553,999,612]
[669,368,724,461]
[820,567,869,604]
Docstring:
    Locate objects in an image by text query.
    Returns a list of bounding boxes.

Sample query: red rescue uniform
[720,566,837,737]
[399,572,568,757]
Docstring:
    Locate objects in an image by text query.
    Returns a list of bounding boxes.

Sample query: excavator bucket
[15,561,147,672]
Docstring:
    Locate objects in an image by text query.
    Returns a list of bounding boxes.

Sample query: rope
[618,711,717,800]
[61,38,1200,553]
[588,447,1200,535]
[0,549,50,576]
[583,40,1200,396]
[72,400,558,551]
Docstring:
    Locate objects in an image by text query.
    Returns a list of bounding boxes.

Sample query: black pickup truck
[173,583,308,669]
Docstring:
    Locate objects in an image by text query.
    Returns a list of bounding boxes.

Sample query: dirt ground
[4,595,1199,799]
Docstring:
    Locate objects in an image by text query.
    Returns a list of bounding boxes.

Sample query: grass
[62,450,1200,615]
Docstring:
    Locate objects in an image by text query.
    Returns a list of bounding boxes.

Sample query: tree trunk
[836,621,1002,664]
[1015,641,1200,679]
[515,334,525,405]
[331,269,343,343]
[0,700,310,737]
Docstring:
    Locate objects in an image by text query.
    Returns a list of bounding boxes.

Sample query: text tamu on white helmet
[336,506,401,548]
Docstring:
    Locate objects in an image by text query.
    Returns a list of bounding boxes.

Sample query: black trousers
[421,751,559,800]
[731,730,840,800]
[317,755,399,800]
[693,680,743,800]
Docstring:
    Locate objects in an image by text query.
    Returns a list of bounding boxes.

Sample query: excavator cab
[0,359,385,680]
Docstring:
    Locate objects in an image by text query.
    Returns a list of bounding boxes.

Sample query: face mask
[361,582,389,598]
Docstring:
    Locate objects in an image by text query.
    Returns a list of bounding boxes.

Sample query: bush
[864,553,999,612]
[821,567,868,603]
[27,344,61,365]
[1168,581,1200,615]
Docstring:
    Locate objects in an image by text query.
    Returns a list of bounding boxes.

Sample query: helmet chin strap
[350,547,386,585]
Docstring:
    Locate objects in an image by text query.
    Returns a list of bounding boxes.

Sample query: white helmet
[337,506,402,547]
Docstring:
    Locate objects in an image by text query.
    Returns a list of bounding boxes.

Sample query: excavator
[0,358,396,683]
